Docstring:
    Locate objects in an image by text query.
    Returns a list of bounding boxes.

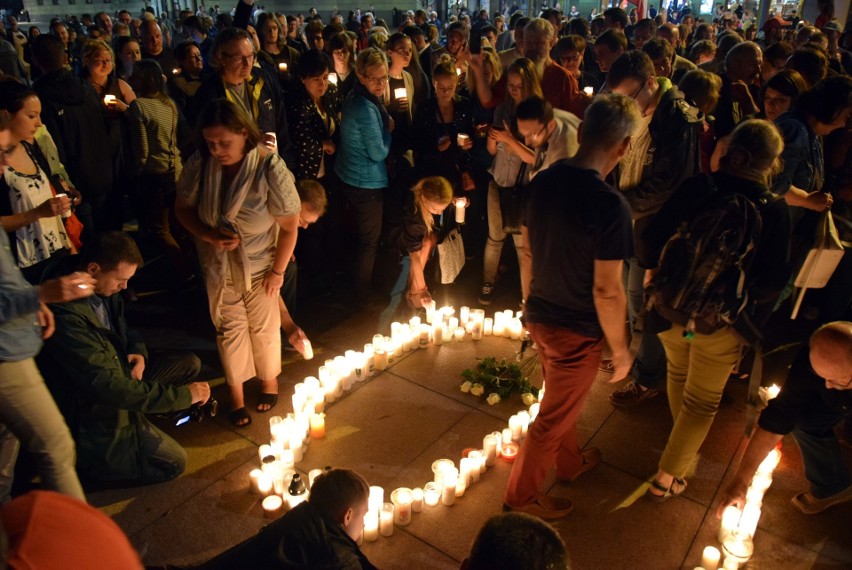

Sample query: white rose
[470,383,485,396]
[486,393,501,405]
[521,393,536,407]
[460,381,472,393]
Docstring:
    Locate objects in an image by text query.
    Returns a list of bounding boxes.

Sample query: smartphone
[469,29,482,54]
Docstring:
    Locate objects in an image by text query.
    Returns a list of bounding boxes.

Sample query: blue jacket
[334,91,392,189]
[0,226,42,361]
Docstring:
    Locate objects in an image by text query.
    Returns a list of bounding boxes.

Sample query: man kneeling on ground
[38,232,210,486]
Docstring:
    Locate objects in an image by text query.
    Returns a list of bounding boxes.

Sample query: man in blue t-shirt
[503,94,639,520]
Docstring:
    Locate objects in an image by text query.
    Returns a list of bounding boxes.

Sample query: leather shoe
[503,494,574,521]
[791,485,852,514]
[558,447,602,483]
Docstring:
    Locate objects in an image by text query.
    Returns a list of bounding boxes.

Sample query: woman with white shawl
[176,99,301,427]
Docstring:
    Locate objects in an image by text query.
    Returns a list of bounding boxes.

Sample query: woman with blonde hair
[641,119,792,501]
[400,176,454,307]
[175,99,301,427]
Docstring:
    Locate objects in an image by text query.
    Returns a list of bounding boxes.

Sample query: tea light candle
[390,488,413,525]
[423,482,440,506]
[302,340,314,360]
[701,546,721,570]
[454,327,465,341]
[103,94,116,106]
[393,87,407,99]
[411,487,424,512]
[718,505,741,542]
[380,503,394,536]
[483,317,493,335]
[455,198,467,223]
[369,486,385,513]
[483,434,498,466]
[310,413,326,439]
[364,511,379,541]
[262,495,283,518]
[583,85,594,96]
[501,442,520,462]
[457,133,470,147]
[278,62,288,72]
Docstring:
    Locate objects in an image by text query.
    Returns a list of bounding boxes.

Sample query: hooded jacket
[33,69,113,200]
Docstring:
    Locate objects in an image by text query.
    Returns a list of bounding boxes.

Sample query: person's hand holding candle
[457,133,472,150]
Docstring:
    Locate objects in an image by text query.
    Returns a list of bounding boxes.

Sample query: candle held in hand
[278,62,288,72]
[393,87,407,100]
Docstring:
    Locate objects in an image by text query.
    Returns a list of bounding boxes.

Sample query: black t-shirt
[524,162,634,338]
[759,346,851,435]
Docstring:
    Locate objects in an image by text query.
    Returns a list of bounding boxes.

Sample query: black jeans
[341,182,384,299]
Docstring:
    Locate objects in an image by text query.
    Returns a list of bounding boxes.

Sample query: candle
[722,557,739,570]
[471,319,482,340]
[256,471,273,496]
[517,411,531,439]
[756,448,781,475]
[454,327,465,341]
[411,487,424,512]
[454,198,466,223]
[459,306,470,326]
[459,457,474,486]
[393,87,407,99]
[249,468,264,494]
[310,413,326,439]
[308,468,323,488]
[363,344,376,376]
[467,451,483,482]
[328,72,338,84]
[258,443,274,463]
[509,415,523,442]
[432,459,454,484]
[369,486,385,513]
[502,428,513,447]
[483,434,498,466]
[363,511,379,542]
[289,434,303,462]
[380,503,394,536]
[529,402,540,422]
[457,133,470,147]
[583,85,594,96]
[375,349,389,370]
[441,468,458,506]
[419,324,431,348]
[302,340,314,360]
[390,488,413,525]
[501,442,520,462]
[455,474,466,497]
[738,502,761,537]
[278,62,288,72]
[721,531,754,567]
[262,495,283,518]
[492,317,505,336]
[701,546,721,570]
[483,317,493,335]
[280,448,295,470]
[456,67,462,75]
[103,94,116,106]
[425,300,436,323]
[424,482,440,506]
[718,505,741,542]
[441,324,453,343]
[433,321,443,345]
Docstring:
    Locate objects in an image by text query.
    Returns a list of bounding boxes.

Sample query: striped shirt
[128,96,182,178]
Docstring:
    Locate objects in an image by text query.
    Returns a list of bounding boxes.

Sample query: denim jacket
[0,226,42,361]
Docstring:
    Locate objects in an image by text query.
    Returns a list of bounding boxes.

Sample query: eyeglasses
[223,51,256,64]
[362,74,389,86]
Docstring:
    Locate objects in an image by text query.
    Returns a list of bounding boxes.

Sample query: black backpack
[652,175,773,338]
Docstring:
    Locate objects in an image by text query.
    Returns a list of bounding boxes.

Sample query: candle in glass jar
[256,471,273,496]
[454,327,465,341]
[432,459,454,484]
[441,323,453,343]
[380,503,394,536]
[393,87,407,100]
[483,317,493,335]
[457,133,470,147]
[262,495,283,518]
[411,487,424,512]
[459,306,470,326]
[701,546,721,570]
[390,488,413,525]
[310,413,326,439]
[455,198,467,223]
[467,451,483,482]
[442,468,458,505]
[423,482,440,506]
[363,511,379,542]
[375,349,389,370]
[501,442,520,462]
[483,434,498,466]
[369,486,385,513]
[718,505,742,542]
[249,468,264,494]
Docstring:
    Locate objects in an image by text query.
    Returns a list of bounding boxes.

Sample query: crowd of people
[1,0,851,566]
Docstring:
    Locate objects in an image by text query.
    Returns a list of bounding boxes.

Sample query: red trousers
[505,321,603,507]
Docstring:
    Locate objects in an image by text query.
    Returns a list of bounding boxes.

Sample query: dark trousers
[341,182,384,298]
[294,175,345,295]
[135,172,194,281]
[792,410,851,499]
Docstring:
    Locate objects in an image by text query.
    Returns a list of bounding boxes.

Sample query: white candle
[454,327,465,341]
[503,428,514,447]
[529,402,540,422]
[583,85,594,96]
[701,546,721,570]
[419,324,431,348]
[308,468,323,488]
[375,349,388,370]
[172,67,181,75]
[442,468,458,505]
[719,505,741,543]
[455,474,466,497]
[289,434,303,462]
[262,495,283,518]
[454,198,467,223]
[517,410,531,438]
[483,317,493,335]
[738,502,761,537]
[425,300,436,323]
[509,415,523,442]
[249,468,264,494]
[380,503,394,536]
[391,488,413,525]
[364,511,379,541]
[393,87,407,99]
[409,316,421,329]
[432,459,454,484]
[423,482,440,506]
[103,94,116,106]
[483,434,498,466]
[328,72,338,85]
[363,344,376,376]
[467,451,483,482]
[258,443,274,463]
[278,62,288,72]
[471,319,483,340]
[459,457,474,486]
[441,324,453,343]
[369,486,385,513]
[256,472,273,496]
[310,413,326,439]
[459,306,470,326]
[457,133,470,147]
[411,487,424,512]
[302,340,314,360]
[492,317,505,336]
[433,321,443,345]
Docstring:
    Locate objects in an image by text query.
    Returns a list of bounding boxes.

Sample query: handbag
[790,209,845,319]
[499,163,527,235]
[437,227,465,284]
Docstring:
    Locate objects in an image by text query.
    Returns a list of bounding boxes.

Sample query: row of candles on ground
[696,447,783,569]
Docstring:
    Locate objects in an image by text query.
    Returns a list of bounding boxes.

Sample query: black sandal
[257,393,278,413]
[647,477,687,503]
[229,407,252,428]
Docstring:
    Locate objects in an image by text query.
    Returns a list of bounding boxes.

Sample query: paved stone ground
[86,247,851,570]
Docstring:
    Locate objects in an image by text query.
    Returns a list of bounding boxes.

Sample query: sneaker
[791,485,852,514]
[478,282,495,306]
[609,380,660,407]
